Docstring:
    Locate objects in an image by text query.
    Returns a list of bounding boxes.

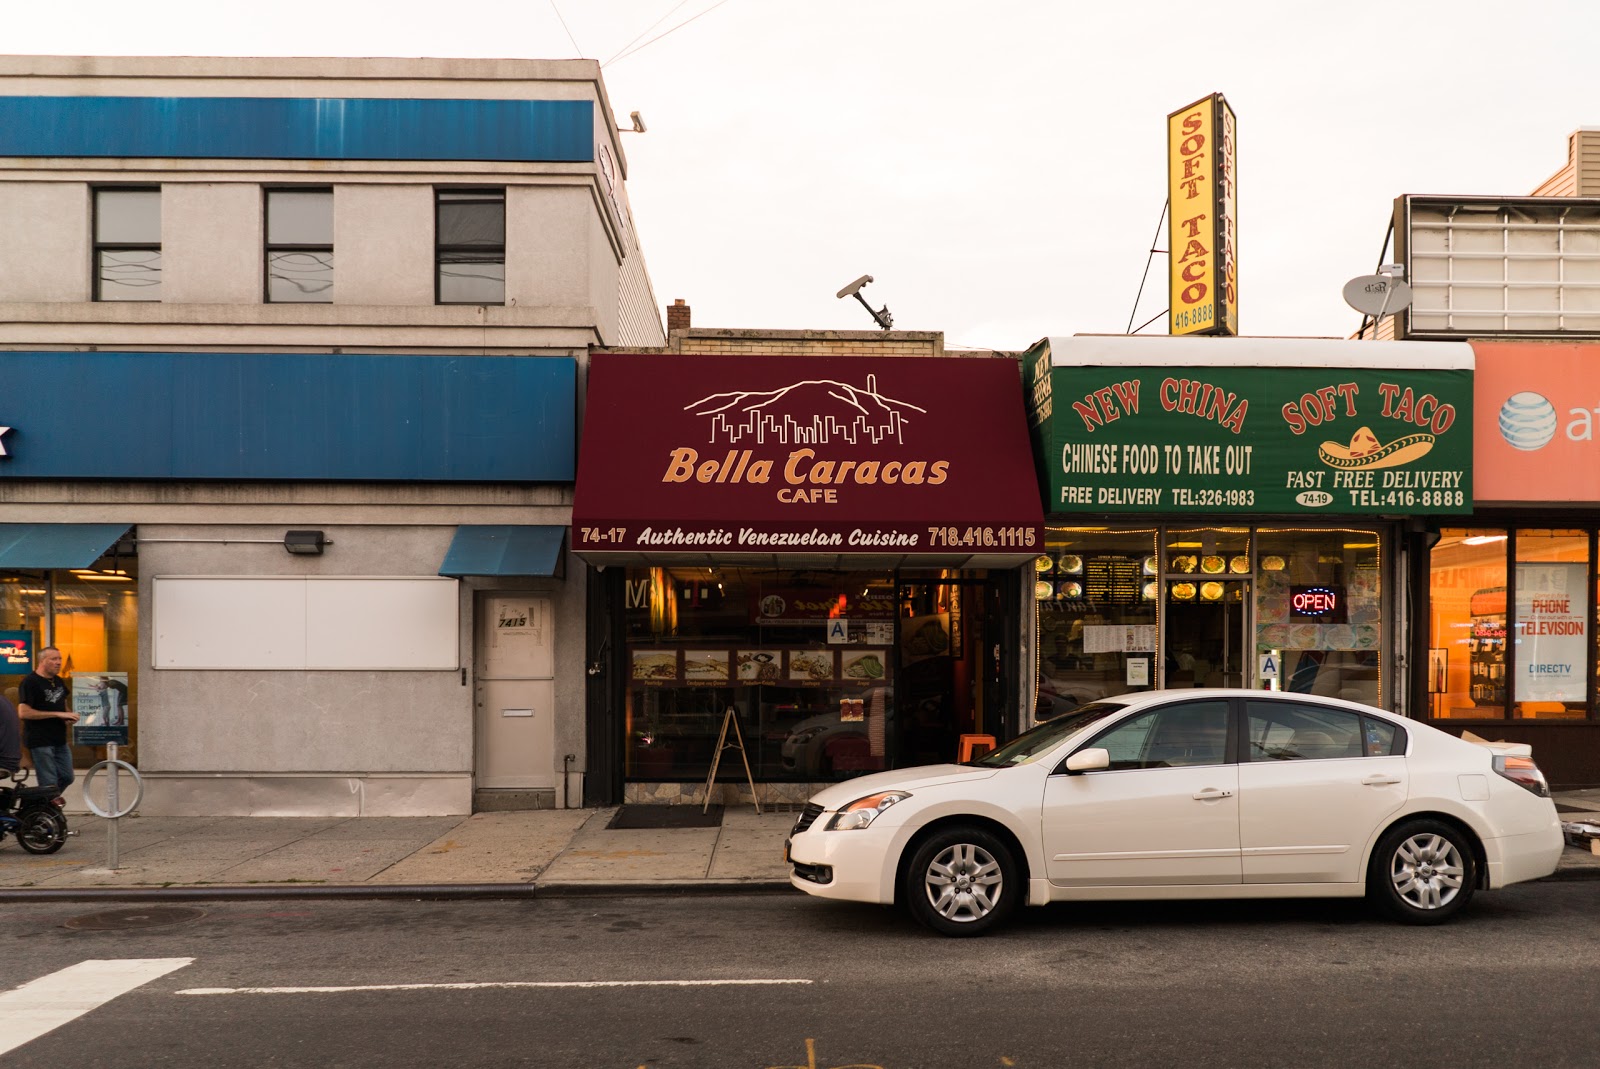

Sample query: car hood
[805,764,999,810]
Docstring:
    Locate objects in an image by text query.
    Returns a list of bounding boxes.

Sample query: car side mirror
[1063,747,1110,774]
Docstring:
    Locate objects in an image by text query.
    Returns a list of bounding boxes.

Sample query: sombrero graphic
[1318,425,1435,470]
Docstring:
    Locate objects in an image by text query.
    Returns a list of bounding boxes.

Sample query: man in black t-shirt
[0,692,20,778]
[18,646,78,791]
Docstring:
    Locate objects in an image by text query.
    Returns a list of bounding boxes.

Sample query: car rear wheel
[1368,818,1476,924]
[903,825,1019,937]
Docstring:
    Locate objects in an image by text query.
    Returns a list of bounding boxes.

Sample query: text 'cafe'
[571,351,1046,802]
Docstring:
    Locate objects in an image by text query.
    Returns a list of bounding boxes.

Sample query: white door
[1042,699,1241,887]
[475,594,555,789]
[1238,699,1408,884]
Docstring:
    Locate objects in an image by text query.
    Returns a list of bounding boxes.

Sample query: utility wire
[605,0,737,68]
[603,0,694,67]
[1126,198,1169,334]
[549,0,584,57]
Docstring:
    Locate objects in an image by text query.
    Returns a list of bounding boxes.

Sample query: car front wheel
[1368,818,1476,924]
[902,825,1019,937]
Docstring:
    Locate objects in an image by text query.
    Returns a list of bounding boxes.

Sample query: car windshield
[971,702,1129,767]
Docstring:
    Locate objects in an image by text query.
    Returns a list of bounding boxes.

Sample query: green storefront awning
[438,525,567,578]
[0,524,132,569]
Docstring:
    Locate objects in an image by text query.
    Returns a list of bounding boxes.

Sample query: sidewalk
[0,804,798,899]
[2,793,1597,900]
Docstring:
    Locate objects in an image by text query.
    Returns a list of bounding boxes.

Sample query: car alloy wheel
[926,842,1004,923]
[1390,832,1465,911]
[903,825,1019,937]
[1369,818,1476,925]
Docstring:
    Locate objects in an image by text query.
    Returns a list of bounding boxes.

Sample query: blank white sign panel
[154,578,307,669]
[305,578,459,669]
[155,577,459,670]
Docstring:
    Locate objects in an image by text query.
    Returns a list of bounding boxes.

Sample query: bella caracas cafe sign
[571,354,1046,555]
[1027,360,1474,515]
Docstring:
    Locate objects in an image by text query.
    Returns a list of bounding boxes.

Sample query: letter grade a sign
[1167,93,1238,337]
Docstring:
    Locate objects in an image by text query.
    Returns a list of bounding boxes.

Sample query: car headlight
[826,791,911,831]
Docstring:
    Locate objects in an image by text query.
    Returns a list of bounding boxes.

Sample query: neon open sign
[1290,585,1346,622]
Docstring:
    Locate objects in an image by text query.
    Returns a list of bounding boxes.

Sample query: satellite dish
[1343,274,1413,317]
[836,274,873,299]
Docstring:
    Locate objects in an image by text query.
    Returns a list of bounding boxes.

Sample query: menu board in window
[1084,556,1144,605]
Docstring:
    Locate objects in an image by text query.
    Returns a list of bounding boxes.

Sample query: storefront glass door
[1162,528,1252,689]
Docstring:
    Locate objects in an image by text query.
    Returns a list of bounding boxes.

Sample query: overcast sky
[8,1,1597,349]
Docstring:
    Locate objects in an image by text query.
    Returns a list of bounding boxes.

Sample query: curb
[0,880,799,904]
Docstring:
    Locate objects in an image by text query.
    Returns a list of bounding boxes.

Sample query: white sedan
[786,689,1563,936]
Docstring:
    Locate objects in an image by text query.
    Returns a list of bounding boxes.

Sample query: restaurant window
[623,567,899,782]
[1426,528,1509,718]
[266,188,333,303]
[94,187,161,301]
[1512,529,1590,720]
[0,557,140,766]
[1035,528,1157,718]
[436,188,505,305]
[1255,528,1383,707]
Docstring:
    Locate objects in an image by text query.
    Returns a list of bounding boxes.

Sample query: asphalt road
[2,882,1597,1068]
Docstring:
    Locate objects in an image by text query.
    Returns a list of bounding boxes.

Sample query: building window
[436,189,505,305]
[266,189,333,303]
[94,188,161,301]
[1512,529,1591,720]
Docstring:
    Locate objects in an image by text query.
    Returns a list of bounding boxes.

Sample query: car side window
[1089,700,1229,770]
[1362,716,1405,756]
[1245,701,1363,761]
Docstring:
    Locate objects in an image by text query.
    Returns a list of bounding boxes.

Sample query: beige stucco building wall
[0,55,665,816]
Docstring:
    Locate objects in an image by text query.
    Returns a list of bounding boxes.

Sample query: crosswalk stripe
[0,958,194,1057]
[179,978,813,995]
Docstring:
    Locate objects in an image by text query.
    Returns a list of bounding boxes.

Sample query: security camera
[836,274,873,299]
[629,111,646,134]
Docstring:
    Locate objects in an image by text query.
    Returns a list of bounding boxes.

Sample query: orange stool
[958,734,997,761]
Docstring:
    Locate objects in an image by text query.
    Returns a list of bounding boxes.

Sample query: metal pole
[106,742,120,870]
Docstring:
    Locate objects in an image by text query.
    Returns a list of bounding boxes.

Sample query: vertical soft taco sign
[1168,93,1238,337]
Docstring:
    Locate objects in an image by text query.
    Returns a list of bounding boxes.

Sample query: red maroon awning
[572,353,1046,568]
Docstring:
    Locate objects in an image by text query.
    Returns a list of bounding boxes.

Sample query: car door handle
[1192,789,1233,801]
[1361,774,1402,786]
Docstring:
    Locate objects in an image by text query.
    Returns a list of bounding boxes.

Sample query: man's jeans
[29,743,74,791]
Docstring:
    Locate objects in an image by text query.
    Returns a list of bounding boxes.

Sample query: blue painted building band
[0,97,594,162]
[0,352,575,482]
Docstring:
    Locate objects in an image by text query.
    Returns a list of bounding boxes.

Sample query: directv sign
[0,631,33,674]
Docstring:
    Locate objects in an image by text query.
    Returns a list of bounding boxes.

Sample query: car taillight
[1493,754,1550,797]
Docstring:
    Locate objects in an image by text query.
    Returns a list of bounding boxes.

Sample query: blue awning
[439,526,566,578]
[0,524,132,570]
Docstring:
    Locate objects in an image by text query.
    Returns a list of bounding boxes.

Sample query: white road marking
[179,978,813,995]
[0,958,194,1057]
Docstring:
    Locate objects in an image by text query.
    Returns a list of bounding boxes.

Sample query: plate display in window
[1142,581,1159,600]
[1034,580,1055,599]
[1058,554,1083,574]
[1170,582,1197,601]
[1200,581,1225,601]
[1200,555,1226,574]
[1142,556,1159,575]
[1261,555,1286,571]
[1058,581,1083,599]
[1034,555,1054,573]
[1171,555,1198,573]
[1229,555,1250,574]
